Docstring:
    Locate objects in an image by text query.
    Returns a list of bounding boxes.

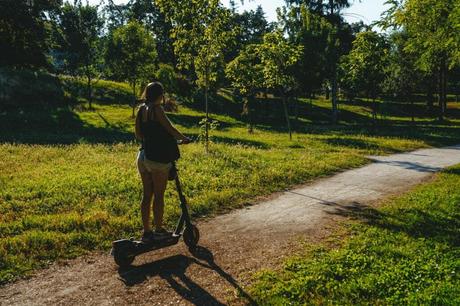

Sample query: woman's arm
[154,105,188,141]
[134,106,144,141]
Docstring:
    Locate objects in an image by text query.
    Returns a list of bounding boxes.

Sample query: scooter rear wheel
[113,249,135,267]
[183,225,200,248]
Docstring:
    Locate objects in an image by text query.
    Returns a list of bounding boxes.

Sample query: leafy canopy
[225,44,264,97]
[155,0,235,88]
[341,31,388,97]
[394,0,459,71]
[52,1,104,77]
[106,20,157,88]
[258,31,303,93]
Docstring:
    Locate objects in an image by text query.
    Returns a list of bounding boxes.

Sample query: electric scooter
[111,162,200,267]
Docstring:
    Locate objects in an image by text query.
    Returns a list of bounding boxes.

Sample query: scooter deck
[112,235,180,257]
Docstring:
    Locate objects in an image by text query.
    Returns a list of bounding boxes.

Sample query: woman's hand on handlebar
[178,136,192,145]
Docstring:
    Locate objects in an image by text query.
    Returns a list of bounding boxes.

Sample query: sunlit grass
[0,90,459,284]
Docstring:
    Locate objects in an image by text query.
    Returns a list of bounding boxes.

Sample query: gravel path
[1,145,459,306]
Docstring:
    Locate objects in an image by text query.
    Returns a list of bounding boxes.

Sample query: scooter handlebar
[177,136,195,145]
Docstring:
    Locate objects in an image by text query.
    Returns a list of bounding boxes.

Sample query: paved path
[1,145,459,306]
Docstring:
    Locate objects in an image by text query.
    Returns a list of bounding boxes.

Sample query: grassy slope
[249,165,460,305]
[0,88,459,284]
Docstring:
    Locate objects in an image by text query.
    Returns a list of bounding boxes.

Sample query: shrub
[0,67,65,109]
[154,63,193,99]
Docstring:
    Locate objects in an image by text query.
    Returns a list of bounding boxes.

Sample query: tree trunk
[438,63,445,121]
[282,95,292,140]
[372,97,377,122]
[294,96,299,123]
[410,95,415,124]
[87,74,92,110]
[442,62,448,115]
[426,83,434,112]
[205,85,209,153]
[328,1,339,124]
[246,96,254,133]
[132,82,136,118]
[331,74,338,124]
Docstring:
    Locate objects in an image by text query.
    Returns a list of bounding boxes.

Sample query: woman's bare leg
[151,169,169,231]
[140,171,154,232]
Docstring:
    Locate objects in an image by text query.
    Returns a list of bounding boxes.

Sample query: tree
[156,0,235,152]
[103,0,130,31]
[106,20,157,116]
[389,0,460,120]
[225,44,264,132]
[279,4,331,99]
[0,0,61,68]
[259,31,303,140]
[382,30,435,120]
[127,0,175,64]
[227,5,273,53]
[341,31,388,122]
[52,0,104,109]
[286,0,354,123]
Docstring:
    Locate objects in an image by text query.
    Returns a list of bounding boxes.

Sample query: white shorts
[137,150,172,174]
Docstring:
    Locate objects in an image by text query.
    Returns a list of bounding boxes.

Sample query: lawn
[249,164,460,305]
[0,88,459,284]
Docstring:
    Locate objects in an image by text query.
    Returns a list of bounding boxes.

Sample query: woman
[135,82,191,242]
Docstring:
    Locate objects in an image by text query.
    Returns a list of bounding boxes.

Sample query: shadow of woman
[116,246,257,305]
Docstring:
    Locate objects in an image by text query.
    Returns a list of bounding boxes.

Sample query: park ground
[1,82,460,303]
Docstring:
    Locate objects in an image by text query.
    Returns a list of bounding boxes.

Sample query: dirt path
[1,145,460,306]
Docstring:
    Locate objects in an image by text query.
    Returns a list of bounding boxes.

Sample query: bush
[154,63,193,99]
[0,67,65,109]
[155,63,177,94]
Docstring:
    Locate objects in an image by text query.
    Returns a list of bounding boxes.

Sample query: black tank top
[140,106,180,163]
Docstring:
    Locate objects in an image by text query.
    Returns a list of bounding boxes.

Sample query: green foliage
[389,0,459,118]
[230,6,273,47]
[340,31,388,98]
[197,118,220,143]
[52,1,104,76]
[0,68,64,108]
[286,0,352,15]
[280,4,333,96]
[156,0,235,89]
[51,1,104,107]
[155,63,178,94]
[258,31,303,93]
[250,165,460,304]
[394,0,459,71]
[105,20,157,95]
[225,44,264,97]
[453,1,460,65]
[0,68,133,109]
[0,0,59,68]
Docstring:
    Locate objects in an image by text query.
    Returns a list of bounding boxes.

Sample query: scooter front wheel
[183,224,200,248]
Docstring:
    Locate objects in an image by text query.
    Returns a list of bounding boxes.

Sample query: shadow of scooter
[117,246,257,305]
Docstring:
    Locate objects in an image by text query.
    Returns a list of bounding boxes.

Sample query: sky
[88,0,389,25]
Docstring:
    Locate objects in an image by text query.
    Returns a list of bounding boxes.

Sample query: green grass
[249,165,460,305]
[0,83,459,285]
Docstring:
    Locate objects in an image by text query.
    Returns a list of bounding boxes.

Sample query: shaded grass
[0,89,459,285]
[249,165,460,305]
